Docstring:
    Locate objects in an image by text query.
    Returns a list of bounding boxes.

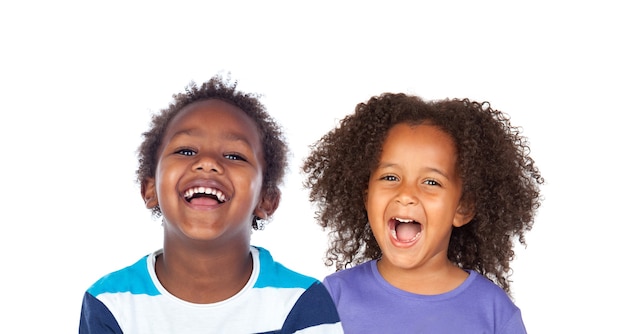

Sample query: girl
[302,93,543,333]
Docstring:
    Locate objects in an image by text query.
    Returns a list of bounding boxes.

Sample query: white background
[1,1,624,333]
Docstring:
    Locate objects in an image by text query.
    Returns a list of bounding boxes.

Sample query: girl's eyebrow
[376,162,451,180]
[376,162,397,170]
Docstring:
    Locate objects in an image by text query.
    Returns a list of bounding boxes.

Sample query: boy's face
[365,123,473,274]
[142,99,272,245]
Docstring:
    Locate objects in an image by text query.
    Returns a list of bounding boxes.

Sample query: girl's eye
[175,148,196,156]
[381,175,398,182]
[224,153,247,162]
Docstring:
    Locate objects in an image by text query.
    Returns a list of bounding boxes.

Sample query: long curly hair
[136,74,288,229]
[302,93,543,294]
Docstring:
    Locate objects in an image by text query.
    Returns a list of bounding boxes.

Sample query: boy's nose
[192,154,223,173]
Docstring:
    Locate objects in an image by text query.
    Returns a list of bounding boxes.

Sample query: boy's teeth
[184,186,226,202]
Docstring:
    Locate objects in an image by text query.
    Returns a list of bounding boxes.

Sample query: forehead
[381,123,458,169]
[164,99,262,147]
[170,98,257,131]
[385,122,455,145]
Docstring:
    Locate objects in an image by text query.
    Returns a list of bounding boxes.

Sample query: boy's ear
[141,177,159,209]
[254,190,281,220]
[453,200,475,227]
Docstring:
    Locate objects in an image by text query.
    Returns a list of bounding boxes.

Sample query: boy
[79,75,342,333]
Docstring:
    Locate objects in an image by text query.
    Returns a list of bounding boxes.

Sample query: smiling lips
[183,186,228,205]
[390,217,422,243]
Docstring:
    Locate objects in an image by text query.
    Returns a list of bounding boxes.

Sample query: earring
[253,215,272,230]
[253,216,263,230]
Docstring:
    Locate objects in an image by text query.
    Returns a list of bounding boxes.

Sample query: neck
[377,257,468,295]
[156,240,253,303]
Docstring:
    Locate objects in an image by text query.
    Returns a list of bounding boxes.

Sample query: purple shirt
[323,260,526,334]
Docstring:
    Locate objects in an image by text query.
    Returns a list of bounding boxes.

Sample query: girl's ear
[254,189,281,220]
[141,178,159,209]
[453,201,475,227]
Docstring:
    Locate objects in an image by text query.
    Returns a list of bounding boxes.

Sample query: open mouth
[390,217,422,243]
[183,186,228,205]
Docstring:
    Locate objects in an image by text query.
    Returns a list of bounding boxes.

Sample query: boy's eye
[176,148,196,156]
[224,153,247,162]
[424,179,440,186]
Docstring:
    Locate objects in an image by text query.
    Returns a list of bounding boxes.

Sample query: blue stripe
[253,246,317,289]
[87,255,161,296]
[281,281,342,332]
[79,292,123,334]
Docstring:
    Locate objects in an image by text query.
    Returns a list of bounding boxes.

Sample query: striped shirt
[80,246,342,333]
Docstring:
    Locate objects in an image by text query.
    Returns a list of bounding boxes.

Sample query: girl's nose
[395,183,419,206]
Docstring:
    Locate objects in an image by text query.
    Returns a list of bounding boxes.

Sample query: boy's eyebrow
[171,128,254,146]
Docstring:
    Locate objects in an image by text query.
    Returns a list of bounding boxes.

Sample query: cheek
[364,191,376,216]
[233,168,265,202]
[365,184,387,209]
[425,198,460,223]
[365,191,387,226]
[154,162,179,195]
[241,167,263,188]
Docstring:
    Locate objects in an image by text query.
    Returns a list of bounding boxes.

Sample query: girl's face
[366,123,472,275]
[142,99,274,246]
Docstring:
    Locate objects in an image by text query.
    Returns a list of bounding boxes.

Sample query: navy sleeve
[281,281,341,333]
[79,292,123,334]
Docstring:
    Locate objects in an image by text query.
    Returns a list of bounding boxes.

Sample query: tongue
[190,197,219,206]
[396,222,421,242]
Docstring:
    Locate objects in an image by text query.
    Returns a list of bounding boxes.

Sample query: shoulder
[461,271,526,332]
[465,271,514,300]
[86,252,159,297]
[324,260,374,283]
[323,260,376,297]
[282,281,342,333]
[251,247,343,332]
[252,246,319,289]
[462,270,521,314]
